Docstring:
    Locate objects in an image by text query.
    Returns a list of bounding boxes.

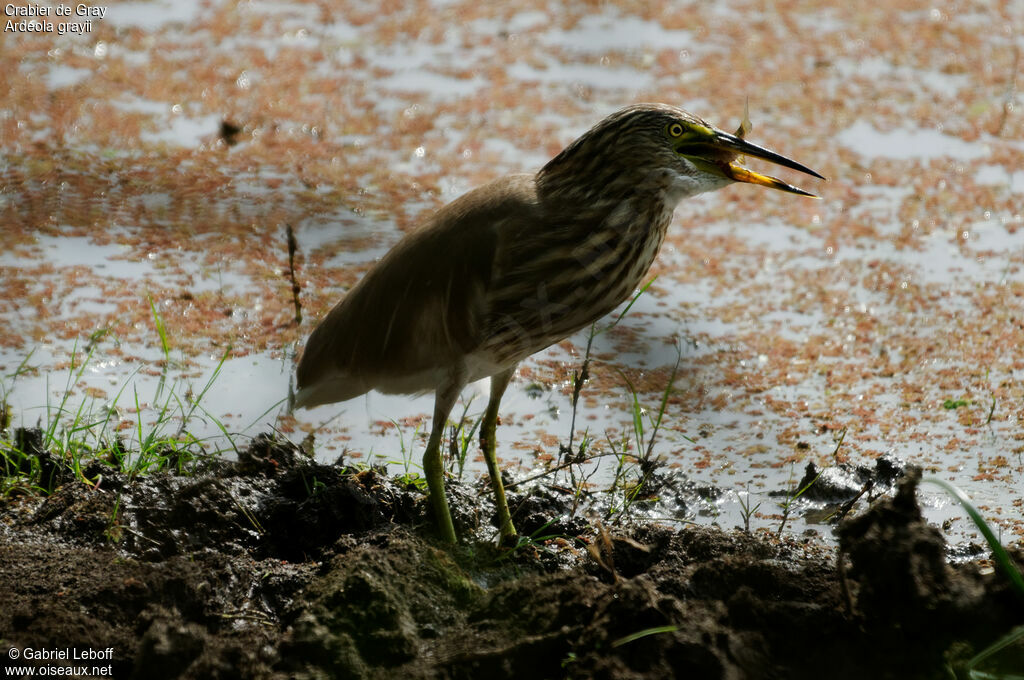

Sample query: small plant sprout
[562,277,658,465]
[388,418,427,490]
[498,517,562,562]
[776,464,821,537]
[447,394,480,482]
[776,426,847,535]
[739,482,761,534]
[604,341,682,523]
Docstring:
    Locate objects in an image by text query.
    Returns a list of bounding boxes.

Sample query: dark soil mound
[1,432,1021,679]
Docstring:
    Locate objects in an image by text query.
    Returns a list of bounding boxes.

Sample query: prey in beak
[713,129,826,197]
[672,103,826,197]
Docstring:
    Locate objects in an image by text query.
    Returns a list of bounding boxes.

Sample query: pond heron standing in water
[294,103,824,544]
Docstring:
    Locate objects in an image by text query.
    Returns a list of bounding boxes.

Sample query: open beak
[712,130,825,198]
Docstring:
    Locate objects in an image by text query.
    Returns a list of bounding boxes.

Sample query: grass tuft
[1,298,242,501]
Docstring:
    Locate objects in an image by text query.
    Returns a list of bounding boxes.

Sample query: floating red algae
[1,0,1022,543]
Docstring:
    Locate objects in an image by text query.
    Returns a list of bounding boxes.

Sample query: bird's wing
[479,191,636,367]
[295,174,539,405]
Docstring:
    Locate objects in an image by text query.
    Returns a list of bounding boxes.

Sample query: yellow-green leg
[480,366,517,542]
[424,377,461,544]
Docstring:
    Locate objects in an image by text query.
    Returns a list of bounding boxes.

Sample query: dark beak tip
[783,160,826,182]
[786,185,821,199]
[717,130,825,181]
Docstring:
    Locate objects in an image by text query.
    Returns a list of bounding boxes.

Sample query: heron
[294,103,824,544]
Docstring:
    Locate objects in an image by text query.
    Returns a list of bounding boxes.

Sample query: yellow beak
[712,130,825,197]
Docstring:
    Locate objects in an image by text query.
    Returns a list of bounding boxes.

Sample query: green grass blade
[617,369,644,457]
[147,294,170,360]
[924,476,1024,598]
[644,343,681,460]
[611,625,678,647]
[601,276,657,335]
[965,624,1024,679]
[179,345,231,428]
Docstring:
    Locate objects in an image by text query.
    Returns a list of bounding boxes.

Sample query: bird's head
[537,103,824,206]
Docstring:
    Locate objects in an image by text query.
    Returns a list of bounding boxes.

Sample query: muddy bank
[1,432,1021,679]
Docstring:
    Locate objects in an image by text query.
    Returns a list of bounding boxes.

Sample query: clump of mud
[1,431,1021,679]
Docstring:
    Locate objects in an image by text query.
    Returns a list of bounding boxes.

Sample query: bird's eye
[667,122,685,138]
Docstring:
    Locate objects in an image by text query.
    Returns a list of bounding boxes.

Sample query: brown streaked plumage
[295,103,824,544]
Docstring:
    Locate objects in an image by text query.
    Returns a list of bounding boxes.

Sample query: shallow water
[2,0,1022,548]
